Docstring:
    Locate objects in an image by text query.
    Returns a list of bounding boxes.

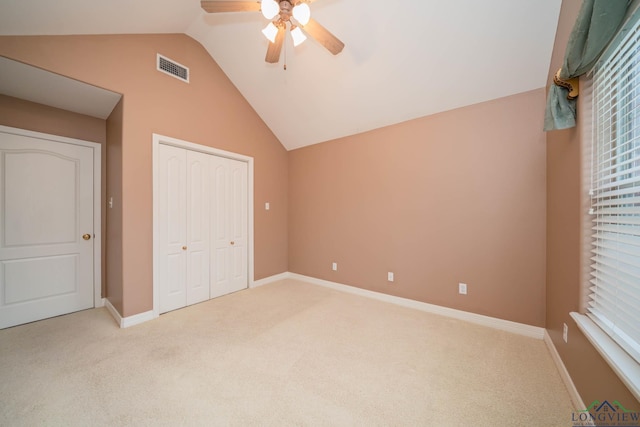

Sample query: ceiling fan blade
[301,18,344,55]
[200,1,261,13]
[265,26,286,63]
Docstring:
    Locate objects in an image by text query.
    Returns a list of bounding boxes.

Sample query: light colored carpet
[0,279,574,426]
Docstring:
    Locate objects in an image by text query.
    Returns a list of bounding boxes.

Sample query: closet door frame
[151,133,254,319]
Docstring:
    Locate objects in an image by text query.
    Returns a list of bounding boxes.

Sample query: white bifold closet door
[158,145,210,313]
[210,155,248,299]
[158,144,247,314]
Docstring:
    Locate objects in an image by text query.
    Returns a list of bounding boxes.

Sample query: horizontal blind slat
[590,269,640,287]
[592,185,640,199]
[593,224,640,236]
[591,241,640,258]
[590,255,640,281]
[588,283,640,314]
[593,195,640,207]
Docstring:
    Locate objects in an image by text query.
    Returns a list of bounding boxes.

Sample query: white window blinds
[590,11,640,365]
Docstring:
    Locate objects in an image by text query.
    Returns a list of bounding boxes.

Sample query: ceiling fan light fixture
[262,22,279,43]
[292,2,311,25]
[199,0,344,63]
[291,26,307,46]
[260,0,279,20]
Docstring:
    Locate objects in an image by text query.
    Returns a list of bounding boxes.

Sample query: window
[589,13,640,365]
[575,5,640,400]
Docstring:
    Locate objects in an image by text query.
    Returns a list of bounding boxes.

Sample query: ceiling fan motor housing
[278,1,293,21]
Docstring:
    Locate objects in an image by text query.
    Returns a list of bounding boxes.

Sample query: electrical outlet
[388,272,394,282]
[563,323,568,343]
[265,202,270,210]
[332,262,337,271]
[458,283,467,295]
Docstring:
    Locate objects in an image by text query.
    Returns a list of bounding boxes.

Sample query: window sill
[570,312,640,402]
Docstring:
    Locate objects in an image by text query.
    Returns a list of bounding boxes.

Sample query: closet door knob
[230,241,235,245]
[182,246,187,250]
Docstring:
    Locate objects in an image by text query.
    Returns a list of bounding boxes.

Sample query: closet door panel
[158,145,187,313]
[210,158,230,298]
[186,150,210,305]
[228,160,248,292]
[210,156,247,298]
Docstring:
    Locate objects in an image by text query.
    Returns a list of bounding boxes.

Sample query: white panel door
[185,150,210,306]
[158,144,187,313]
[211,156,248,298]
[0,132,94,329]
[158,145,210,313]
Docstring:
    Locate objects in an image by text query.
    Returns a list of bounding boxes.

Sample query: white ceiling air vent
[157,54,189,83]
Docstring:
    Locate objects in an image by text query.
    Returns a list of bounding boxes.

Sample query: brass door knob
[182,246,187,250]
[230,241,235,245]
[82,234,91,240]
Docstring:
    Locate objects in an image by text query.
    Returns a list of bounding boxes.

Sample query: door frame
[0,125,103,308]
[151,133,254,318]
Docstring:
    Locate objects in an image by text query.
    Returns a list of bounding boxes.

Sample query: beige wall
[0,94,106,143]
[106,99,124,314]
[289,89,547,326]
[546,1,639,407]
[0,34,289,317]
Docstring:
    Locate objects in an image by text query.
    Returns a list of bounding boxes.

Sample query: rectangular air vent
[157,54,189,83]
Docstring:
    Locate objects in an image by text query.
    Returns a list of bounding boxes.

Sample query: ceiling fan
[200,1,345,63]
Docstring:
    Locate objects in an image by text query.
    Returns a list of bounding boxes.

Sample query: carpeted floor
[0,279,574,426]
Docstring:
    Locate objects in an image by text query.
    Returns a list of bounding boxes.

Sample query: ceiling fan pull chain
[284,37,287,70]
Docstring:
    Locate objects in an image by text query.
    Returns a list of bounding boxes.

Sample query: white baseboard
[288,273,545,339]
[103,271,291,328]
[104,298,123,327]
[252,272,289,288]
[121,310,155,328]
[104,270,545,338]
[104,298,155,328]
[543,331,587,412]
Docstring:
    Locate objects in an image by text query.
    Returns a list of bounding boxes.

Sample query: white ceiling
[0,0,562,150]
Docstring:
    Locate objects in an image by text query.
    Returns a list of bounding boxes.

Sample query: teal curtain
[544,0,630,131]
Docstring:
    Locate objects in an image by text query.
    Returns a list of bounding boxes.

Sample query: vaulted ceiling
[0,0,562,150]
